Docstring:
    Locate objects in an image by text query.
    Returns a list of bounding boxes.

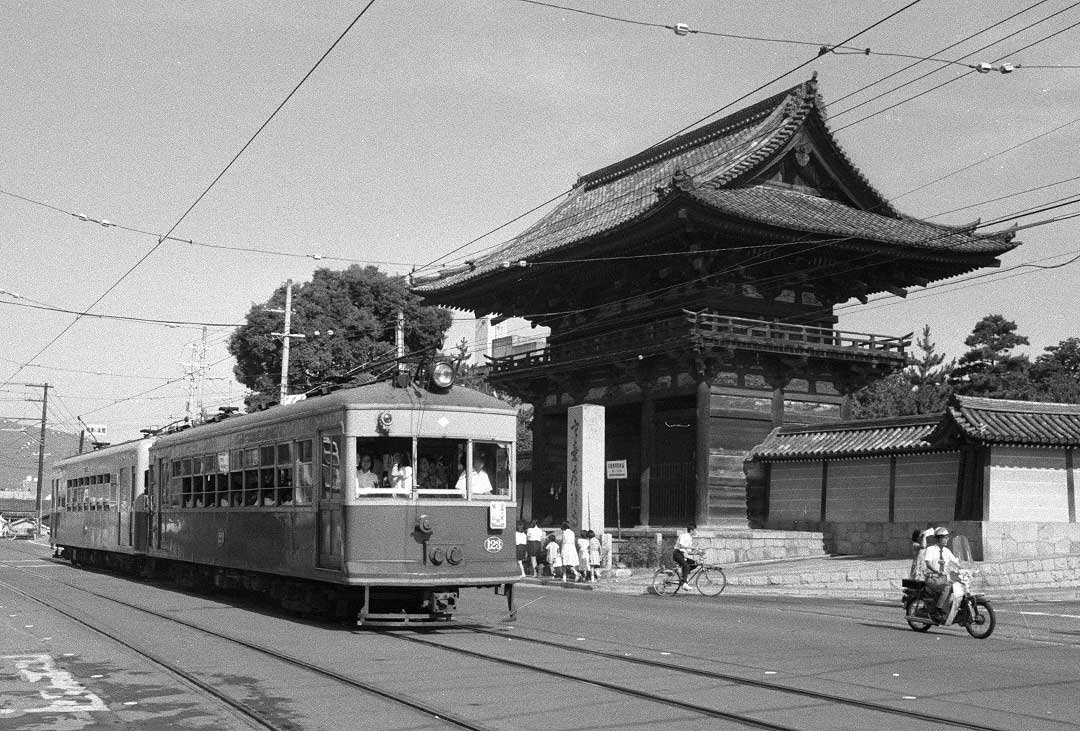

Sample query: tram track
[1,563,494,731]
[1,550,1058,730]
[8,561,798,731]
[382,624,1014,731]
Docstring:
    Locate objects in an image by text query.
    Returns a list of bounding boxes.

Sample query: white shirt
[676,531,694,551]
[356,469,380,492]
[456,467,493,494]
[924,544,958,576]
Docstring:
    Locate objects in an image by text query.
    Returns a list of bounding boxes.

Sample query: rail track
[0,546,1051,730]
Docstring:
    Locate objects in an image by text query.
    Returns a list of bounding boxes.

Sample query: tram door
[316,431,344,570]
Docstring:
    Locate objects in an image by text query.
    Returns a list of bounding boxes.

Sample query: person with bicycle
[673,523,698,589]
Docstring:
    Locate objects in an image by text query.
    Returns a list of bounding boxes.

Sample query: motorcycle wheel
[904,598,933,632]
[964,599,996,639]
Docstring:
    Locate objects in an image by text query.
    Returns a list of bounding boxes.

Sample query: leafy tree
[948,314,1032,399]
[1029,337,1080,403]
[228,266,452,398]
[854,325,953,418]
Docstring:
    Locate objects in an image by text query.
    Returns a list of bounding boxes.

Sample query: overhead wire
[834,7,1080,132]
[414,0,928,276]
[0,0,378,391]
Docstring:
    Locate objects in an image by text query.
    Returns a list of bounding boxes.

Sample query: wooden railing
[686,311,910,356]
[489,311,909,375]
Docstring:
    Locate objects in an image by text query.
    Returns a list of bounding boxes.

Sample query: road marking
[1,654,108,714]
[1006,610,1080,619]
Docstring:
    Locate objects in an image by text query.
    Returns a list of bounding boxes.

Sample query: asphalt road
[2,540,1078,730]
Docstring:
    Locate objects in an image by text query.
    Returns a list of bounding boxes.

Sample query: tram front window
[457,442,512,498]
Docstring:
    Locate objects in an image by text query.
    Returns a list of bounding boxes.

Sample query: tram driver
[455,452,493,494]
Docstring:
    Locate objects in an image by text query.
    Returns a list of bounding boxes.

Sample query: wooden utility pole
[25,383,49,538]
[270,280,304,403]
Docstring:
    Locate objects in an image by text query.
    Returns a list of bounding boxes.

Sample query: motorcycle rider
[923,527,962,624]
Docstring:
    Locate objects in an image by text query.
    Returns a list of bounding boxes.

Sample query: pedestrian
[515,521,528,577]
[525,519,544,576]
[576,530,590,582]
[587,530,602,583]
[559,522,580,583]
[545,534,562,579]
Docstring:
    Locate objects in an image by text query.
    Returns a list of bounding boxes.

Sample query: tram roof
[153,381,517,445]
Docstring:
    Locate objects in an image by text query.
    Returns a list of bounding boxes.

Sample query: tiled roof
[690,186,1011,255]
[415,78,1015,295]
[936,395,1080,446]
[748,414,941,460]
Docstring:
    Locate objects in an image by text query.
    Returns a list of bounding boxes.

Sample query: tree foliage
[228,266,452,398]
[854,325,953,418]
[948,314,1033,399]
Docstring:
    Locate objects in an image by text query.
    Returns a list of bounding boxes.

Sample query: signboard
[605,459,627,480]
[488,501,506,530]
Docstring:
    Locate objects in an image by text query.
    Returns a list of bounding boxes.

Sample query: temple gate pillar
[566,404,605,536]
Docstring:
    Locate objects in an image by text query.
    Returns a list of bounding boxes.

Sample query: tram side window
[229,450,244,506]
[295,439,313,505]
[180,458,193,507]
[213,452,229,506]
[276,443,294,505]
[415,438,467,493]
[243,448,260,506]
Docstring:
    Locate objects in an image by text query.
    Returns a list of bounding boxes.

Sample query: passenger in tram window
[456,453,493,494]
[356,454,380,494]
[229,471,243,507]
[389,453,413,491]
[434,456,449,489]
[416,456,435,489]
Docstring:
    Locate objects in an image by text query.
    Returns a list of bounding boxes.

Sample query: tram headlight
[430,360,455,390]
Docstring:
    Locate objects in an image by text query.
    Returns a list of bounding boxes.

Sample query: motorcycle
[902,534,996,639]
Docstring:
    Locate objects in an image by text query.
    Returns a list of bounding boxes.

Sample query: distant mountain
[0,420,81,495]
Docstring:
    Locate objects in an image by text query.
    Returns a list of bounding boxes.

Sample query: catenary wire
[0,1,377,391]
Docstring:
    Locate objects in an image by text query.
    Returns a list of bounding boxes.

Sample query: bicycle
[652,556,726,597]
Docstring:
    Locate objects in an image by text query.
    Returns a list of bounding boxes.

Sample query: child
[576,531,590,582]
[545,534,562,579]
[587,530,602,583]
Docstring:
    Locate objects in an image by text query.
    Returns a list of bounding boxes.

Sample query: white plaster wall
[987,446,1070,522]
[768,462,821,523]
[824,459,890,522]
[893,453,958,522]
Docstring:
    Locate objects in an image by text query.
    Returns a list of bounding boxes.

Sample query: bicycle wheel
[695,566,726,596]
[652,568,681,596]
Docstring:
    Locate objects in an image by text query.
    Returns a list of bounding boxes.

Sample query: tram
[51,366,521,625]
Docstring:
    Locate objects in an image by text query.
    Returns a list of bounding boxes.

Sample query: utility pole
[270,280,305,403]
[25,383,48,538]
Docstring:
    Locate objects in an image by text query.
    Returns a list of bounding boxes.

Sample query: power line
[0,1,377,392]
[834,8,1080,132]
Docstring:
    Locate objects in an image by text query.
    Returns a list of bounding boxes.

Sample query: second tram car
[51,376,521,625]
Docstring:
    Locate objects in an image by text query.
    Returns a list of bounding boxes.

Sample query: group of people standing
[515,520,602,582]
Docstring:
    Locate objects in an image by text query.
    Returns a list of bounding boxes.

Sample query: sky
[1,0,1078,446]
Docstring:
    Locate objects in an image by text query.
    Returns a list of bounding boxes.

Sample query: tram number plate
[484,536,504,553]
[488,501,506,530]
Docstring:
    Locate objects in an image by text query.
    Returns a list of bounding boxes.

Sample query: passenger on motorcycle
[672,523,697,589]
[923,527,962,624]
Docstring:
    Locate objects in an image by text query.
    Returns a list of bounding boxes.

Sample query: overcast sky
[1,0,1078,443]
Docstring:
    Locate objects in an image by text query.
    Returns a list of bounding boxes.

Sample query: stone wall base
[770,520,1080,561]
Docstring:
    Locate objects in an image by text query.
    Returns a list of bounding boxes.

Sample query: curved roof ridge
[953,394,1080,414]
[577,80,819,191]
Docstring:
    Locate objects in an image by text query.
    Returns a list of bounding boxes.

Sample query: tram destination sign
[605,460,627,480]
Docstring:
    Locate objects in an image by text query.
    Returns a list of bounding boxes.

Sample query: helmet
[934,527,950,537]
